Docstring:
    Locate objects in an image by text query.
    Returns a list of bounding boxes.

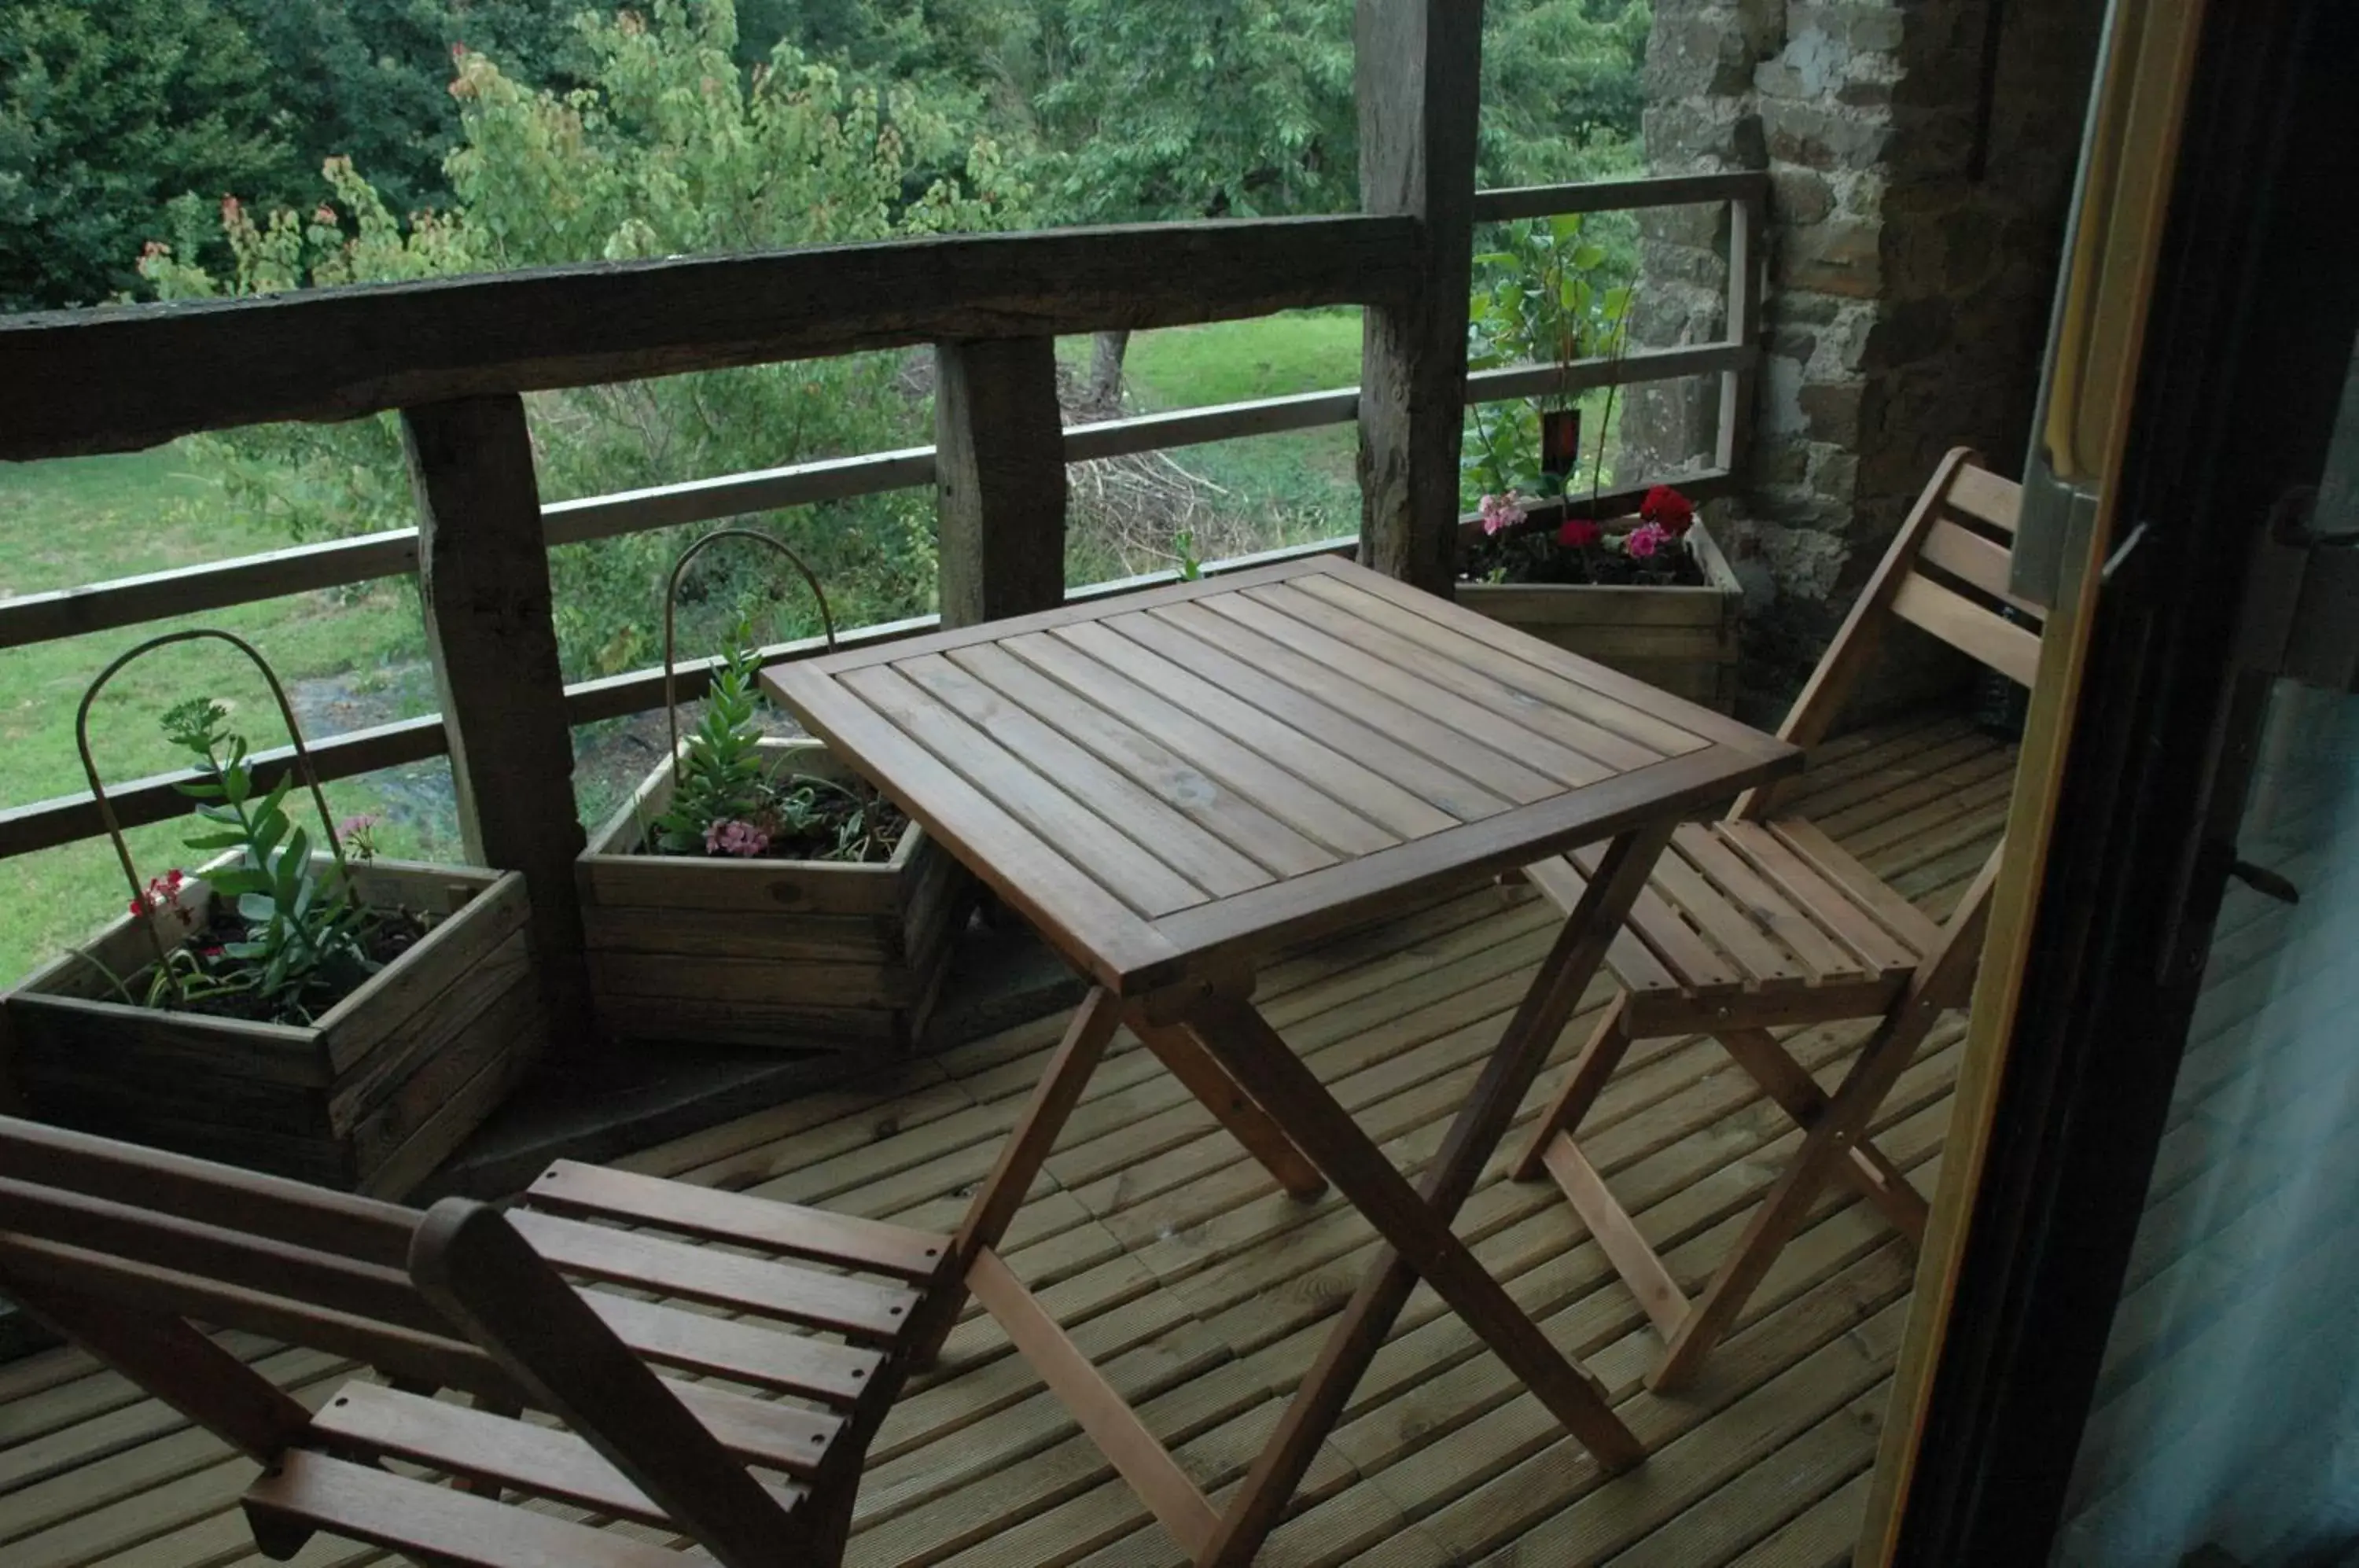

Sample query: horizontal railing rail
[0,216,1419,461]
[0,169,1765,863]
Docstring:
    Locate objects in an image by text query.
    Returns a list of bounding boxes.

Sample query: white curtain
[2054,679,2359,1567]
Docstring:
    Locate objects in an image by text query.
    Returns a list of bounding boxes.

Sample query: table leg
[1183,823,1673,1566]
[1128,1014,1327,1200]
[907,987,1124,1368]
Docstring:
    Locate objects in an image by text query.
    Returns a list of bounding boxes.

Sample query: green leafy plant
[147,698,384,1021]
[646,627,906,864]
[1463,213,1635,507]
[651,633,770,854]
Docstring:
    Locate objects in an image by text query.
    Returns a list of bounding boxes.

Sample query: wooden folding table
[766,554,1798,1565]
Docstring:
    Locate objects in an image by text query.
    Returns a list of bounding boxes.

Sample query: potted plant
[2,631,543,1196]
[1456,484,1744,712]
[1465,212,1632,499]
[576,529,970,1054]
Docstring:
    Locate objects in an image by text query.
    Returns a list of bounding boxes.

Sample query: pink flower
[1557,518,1603,549]
[337,813,380,837]
[1623,521,1671,560]
[704,819,771,859]
[1478,491,1529,536]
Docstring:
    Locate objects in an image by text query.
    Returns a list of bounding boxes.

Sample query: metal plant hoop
[74,628,353,999]
[660,526,840,766]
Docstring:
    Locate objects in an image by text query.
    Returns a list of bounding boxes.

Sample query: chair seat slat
[527,1161,948,1282]
[1716,820,1922,976]
[1567,844,1743,991]
[1768,819,1949,955]
[580,1290,881,1406]
[1676,823,1870,983]
[309,1382,811,1520]
[510,1210,918,1342]
[244,1449,716,1568]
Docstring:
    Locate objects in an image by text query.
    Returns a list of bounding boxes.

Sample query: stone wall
[1624,0,2105,718]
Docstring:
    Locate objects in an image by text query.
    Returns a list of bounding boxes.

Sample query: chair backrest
[1735,448,2034,824]
[0,1116,808,1566]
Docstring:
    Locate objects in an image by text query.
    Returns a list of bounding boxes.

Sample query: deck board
[0,711,2012,1568]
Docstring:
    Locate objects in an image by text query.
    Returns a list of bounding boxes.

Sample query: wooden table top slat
[1250,579,1666,775]
[1033,623,1452,847]
[895,652,1276,900]
[834,662,1210,919]
[767,557,1800,996]
[942,642,1343,880]
[1122,604,1539,812]
[1146,598,1566,806]
[1290,570,1719,759]
[1198,588,1616,789]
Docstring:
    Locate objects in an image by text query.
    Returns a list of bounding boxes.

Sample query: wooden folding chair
[1513,447,2029,1390]
[0,1114,973,1566]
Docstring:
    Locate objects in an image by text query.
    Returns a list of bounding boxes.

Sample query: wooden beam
[1467,340,1757,408]
[1355,0,1485,596]
[934,337,1068,627]
[1471,170,1771,223]
[403,396,592,1051]
[0,216,1418,460]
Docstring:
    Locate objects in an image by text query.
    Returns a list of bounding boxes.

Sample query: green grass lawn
[0,449,444,981]
[1062,310,1366,583]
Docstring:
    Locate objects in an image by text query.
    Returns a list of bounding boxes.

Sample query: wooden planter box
[1456,515,1744,712]
[2,859,543,1198]
[577,738,970,1053]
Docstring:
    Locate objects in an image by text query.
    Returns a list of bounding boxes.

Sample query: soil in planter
[1460,521,1707,588]
[133,902,432,1025]
[644,774,913,865]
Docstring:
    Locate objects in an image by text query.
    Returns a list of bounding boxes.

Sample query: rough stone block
[1776,218,1883,298]
[1770,169,1835,226]
[1764,101,1892,171]
[1798,380,1865,446]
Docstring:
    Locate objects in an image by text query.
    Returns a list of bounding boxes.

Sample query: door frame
[1864,0,2359,1560]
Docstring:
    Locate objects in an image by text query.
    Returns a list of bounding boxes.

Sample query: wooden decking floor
[0,709,2014,1568]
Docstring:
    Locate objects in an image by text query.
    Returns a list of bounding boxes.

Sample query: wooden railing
[0,160,1766,1040]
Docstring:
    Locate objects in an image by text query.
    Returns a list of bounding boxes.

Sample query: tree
[140,0,1024,676]
[1478,0,1649,188]
[219,0,590,223]
[0,0,291,311]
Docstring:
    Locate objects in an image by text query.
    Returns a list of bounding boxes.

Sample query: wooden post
[1715,190,1763,474]
[402,396,593,1052]
[934,337,1068,628]
[1355,0,1485,596]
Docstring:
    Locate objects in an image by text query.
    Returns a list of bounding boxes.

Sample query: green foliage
[151,698,378,1023]
[139,0,1023,677]
[652,635,767,853]
[222,0,589,223]
[1463,213,1635,504]
[0,0,291,311]
[1032,0,1357,224]
[1476,0,1650,189]
[646,623,902,863]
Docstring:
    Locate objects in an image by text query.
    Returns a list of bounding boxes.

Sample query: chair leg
[1651,1004,1938,1391]
[1714,1028,1931,1245]
[1512,993,1635,1182]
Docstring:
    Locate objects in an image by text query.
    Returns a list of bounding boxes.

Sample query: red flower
[1640,485,1696,537]
[1557,518,1603,549]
